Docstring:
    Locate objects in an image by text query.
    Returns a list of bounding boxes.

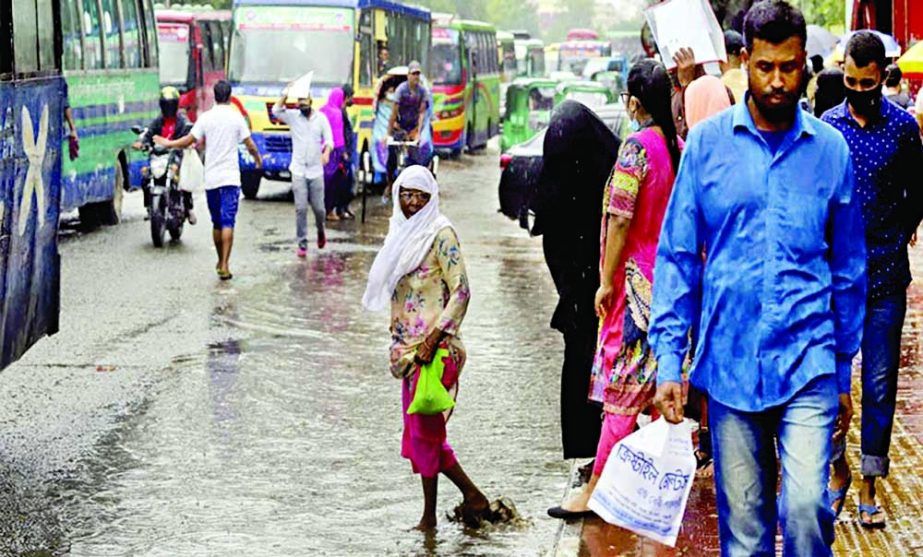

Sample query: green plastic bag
[407,348,456,415]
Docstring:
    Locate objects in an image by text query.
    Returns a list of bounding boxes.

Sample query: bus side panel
[62,70,159,211]
[0,77,63,370]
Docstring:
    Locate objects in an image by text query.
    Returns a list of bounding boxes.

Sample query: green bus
[60,0,161,225]
[431,15,501,154]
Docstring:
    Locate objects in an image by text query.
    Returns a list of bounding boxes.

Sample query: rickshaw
[500,78,559,152]
[554,80,615,109]
[360,66,439,220]
[364,66,437,187]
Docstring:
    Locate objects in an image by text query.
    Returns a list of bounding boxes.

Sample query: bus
[515,38,545,78]
[430,16,501,155]
[156,8,231,121]
[566,28,599,41]
[557,40,611,76]
[1,0,63,368]
[60,0,161,225]
[497,31,517,84]
[227,0,431,199]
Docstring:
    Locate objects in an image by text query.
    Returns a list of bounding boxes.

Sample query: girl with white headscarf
[363,165,493,530]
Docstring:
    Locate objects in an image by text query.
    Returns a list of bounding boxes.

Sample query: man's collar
[732,95,816,138]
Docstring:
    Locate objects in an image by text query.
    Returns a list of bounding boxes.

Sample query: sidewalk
[552,256,923,556]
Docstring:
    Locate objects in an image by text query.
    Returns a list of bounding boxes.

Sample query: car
[581,55,629,82]
[498,102,627,232]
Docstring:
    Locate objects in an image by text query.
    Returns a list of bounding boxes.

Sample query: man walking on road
[156,80,262,280]
[272,81,334,257]
[822,31,923,529]
[649,2,866,555]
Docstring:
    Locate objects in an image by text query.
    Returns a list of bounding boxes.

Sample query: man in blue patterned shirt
[649,2,866,555]
[821,31,923,529]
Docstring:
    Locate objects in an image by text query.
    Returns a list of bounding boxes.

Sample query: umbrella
[837,29,902,58]
[897,41,923,77]
[806,24,839,59]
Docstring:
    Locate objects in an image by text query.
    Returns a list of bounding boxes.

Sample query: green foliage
[796,0,846,28]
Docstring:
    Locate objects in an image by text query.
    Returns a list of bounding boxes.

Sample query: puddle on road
[37,156,571,556]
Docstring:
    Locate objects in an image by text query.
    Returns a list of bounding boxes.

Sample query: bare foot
[414,516,437,531]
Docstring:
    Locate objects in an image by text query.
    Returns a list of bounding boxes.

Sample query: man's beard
[750,88,799,124]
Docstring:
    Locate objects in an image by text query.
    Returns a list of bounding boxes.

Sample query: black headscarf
[532,100,621,334]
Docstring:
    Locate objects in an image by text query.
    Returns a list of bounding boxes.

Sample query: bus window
[119,0,142,68]
[140,0,157,67]
[210,21,225,71]
[358,9,372,85]
[37,0,55,70]
[82,0,105,69]
[200,21,216,74]
[12,0,39,72]
[61,0,83,70]
[101,0,122,68]
[1,5,10,75]
[431,30,460,85]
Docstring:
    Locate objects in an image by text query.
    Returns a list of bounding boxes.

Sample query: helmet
[159,86,180,118]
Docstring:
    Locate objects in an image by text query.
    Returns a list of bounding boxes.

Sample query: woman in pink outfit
[549,59,683,519]
[363,165,491,531]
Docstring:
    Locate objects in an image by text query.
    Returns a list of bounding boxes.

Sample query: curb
[551,460,585,557]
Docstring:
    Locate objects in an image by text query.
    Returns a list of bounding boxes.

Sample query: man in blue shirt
[822,31,923,529]
[649,2,866,555]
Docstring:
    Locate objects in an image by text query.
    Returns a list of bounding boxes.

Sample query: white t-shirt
[190,104,251,190]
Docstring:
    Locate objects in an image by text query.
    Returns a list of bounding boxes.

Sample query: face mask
[629,119,641,132]
[299,106,312,117]
[845,86,882,116]
[386,93,397,102]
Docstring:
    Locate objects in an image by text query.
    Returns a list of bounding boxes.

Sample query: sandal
[858,503,887,529]
[695,449,714,479]
[217,270,233,281]
[826,472,852,520]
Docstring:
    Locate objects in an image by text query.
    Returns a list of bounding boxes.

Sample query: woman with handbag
[363,165,490,531]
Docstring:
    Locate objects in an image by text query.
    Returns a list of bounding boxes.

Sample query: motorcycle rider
[133,86,197,225]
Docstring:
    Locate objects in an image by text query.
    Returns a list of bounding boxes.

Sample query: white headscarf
[362,165,453,311]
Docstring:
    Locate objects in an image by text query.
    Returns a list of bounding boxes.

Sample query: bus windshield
[432,42,462,85]
[228,6,354,85]
[157,24,191,86]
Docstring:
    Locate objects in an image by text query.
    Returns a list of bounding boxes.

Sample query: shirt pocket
[776,188,827,257]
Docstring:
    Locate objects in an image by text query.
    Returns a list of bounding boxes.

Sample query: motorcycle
[132,126,188,247]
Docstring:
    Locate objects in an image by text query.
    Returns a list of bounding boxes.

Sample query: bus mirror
[131,125,144,135]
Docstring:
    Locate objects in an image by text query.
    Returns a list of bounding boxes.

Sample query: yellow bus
[227,0,431,198]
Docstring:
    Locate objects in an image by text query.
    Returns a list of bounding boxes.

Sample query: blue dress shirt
[650,102,867,411]
[822,98,923,301]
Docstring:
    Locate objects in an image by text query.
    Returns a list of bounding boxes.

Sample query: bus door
[465,32,478,141]
[198,20,225,115]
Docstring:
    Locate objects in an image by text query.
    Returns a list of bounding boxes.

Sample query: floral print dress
[390,226,471,379]
[588,128,679,416]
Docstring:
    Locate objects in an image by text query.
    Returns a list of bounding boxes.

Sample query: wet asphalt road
[0,147,576,556]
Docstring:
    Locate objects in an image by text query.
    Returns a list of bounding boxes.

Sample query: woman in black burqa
[531,100,621,468]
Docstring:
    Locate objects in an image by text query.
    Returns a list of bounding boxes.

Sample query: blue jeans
[711,375,838,557]
[859,292,906,477]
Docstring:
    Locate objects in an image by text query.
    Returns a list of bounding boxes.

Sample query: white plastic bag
[178,148,203,193]
[587,417,696,547]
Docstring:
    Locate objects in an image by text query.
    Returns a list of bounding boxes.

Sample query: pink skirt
[400,350,462,478]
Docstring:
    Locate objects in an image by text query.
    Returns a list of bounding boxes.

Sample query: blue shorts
[206,186,241,230]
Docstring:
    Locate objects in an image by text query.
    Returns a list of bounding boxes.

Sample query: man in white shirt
[156,80,262,280]
[272,84,334,258]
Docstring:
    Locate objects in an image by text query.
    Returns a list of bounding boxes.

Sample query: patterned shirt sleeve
[434,227,470,336]
[607,137,648,219]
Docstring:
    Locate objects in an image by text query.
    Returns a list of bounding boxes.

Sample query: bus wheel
[99,159,125,226]
[241,171,261,200]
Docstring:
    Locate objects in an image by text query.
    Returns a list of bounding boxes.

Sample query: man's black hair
[810,54,824,74]
[342,83,354,98]
[884,63,903,87]
[845,31,886,72]
[214,80,232,103]
[724,30,744,57]
[743,0,807,53]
